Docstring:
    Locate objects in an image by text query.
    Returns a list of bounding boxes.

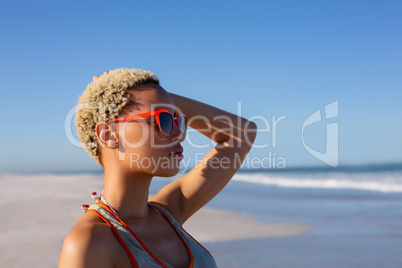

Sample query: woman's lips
[170,152,184,160]
[169,146,184,160]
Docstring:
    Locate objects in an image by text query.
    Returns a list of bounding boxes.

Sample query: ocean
[2,163,400,267]
[149,163,402,267]
[186,164,402,267]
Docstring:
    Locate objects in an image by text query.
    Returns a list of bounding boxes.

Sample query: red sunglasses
[107,109,188,137]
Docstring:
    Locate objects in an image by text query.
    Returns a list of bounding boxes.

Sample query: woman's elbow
[243,121,257,148]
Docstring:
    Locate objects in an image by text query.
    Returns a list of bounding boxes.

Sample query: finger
[93,71,109,82]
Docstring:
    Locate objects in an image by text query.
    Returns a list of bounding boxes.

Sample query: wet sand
[0,173,311,267]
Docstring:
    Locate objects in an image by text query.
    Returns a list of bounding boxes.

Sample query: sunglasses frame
[107,109,188,137]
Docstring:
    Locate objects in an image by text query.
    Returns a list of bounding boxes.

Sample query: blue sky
[0,0,401,173]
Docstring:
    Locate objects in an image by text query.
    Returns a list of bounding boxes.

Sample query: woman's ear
[96,122,119,148]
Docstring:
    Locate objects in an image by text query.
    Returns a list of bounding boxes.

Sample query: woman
[59,68,256,268]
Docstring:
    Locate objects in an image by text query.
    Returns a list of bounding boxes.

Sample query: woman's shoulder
[68,211,113,245]
[59,212,121,268]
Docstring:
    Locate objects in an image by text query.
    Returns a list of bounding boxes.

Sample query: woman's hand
[92,71,109,82]
[149,93,257,225]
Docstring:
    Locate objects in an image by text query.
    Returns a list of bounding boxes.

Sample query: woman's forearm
[170,93,256,147]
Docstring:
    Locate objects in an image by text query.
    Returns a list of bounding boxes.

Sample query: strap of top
[87,202,217,268]
[86,203,166,267]
[148,203,218,268]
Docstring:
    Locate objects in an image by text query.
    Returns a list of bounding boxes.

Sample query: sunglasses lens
[178,116,187,135]
[159,112,173,136]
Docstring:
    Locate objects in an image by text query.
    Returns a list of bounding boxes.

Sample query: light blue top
[88,202,218,268]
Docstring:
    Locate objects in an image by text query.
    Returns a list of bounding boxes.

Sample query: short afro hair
[74,68,159,166]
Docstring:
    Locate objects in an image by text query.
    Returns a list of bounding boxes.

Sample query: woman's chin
[153,165,181,177]
[163,168,181,177]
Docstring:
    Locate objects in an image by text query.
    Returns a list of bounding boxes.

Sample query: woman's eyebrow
[159,107,176,115]
[153,105,175,111]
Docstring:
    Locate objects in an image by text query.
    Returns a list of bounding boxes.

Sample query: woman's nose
[170,122,185,142]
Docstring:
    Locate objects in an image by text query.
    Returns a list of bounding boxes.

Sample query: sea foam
[232,171,402,193]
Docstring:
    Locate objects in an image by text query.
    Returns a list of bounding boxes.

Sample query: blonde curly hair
[74,68,159,166]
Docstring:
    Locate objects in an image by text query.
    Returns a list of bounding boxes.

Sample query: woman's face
[113,83,185,177]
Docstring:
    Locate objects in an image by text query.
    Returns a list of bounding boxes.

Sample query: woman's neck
[102,168,154,219]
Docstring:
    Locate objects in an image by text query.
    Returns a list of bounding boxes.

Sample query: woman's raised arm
[150,93,257,224]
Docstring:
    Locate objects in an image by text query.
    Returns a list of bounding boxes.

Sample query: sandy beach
[0,173,311,267]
